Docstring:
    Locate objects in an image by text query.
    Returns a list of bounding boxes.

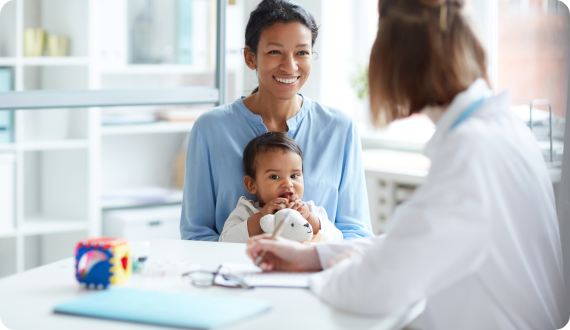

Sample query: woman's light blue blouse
[180,95,372,241]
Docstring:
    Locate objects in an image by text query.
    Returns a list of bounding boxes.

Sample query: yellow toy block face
[110,243,132,284]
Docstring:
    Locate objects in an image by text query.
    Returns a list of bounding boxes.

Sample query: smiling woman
[244,22,313,107]
[180,0,373,242]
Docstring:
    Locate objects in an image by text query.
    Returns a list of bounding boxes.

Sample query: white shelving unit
[0,0,93,278]
[101,122,195,136]
[0,0,238,278]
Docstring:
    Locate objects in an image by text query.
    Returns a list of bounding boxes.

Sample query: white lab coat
[310,80,567,329]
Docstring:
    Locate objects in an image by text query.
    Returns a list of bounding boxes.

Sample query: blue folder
[53,288,271,329]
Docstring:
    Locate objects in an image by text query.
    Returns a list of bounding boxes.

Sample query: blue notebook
[53,288,271,329]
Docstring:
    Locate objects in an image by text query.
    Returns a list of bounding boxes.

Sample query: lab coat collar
[424,79,498,158]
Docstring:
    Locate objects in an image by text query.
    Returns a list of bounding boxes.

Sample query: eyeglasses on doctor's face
[181,265,252,289]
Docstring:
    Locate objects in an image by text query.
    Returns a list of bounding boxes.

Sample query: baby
[219,132,343,243]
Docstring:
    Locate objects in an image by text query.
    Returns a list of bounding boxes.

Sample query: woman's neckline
[241,93,305,132]
[242,93,303,121]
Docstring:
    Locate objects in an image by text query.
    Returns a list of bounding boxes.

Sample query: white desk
[0,240,423,330]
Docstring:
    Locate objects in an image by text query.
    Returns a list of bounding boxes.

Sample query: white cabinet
[0,0,238,277]
[362,149,430,234]
[362,148,563,234]
[103,206,181,241]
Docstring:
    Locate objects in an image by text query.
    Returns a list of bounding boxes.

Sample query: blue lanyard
[450,97,487,130]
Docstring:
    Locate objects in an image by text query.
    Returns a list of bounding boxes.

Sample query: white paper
[220,263,315,289]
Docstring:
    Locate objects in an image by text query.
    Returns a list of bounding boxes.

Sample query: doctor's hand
[246,234,322,272]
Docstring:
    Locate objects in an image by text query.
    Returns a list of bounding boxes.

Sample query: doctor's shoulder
[439,117,520,167]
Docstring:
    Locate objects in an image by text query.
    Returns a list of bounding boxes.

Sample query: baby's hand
[289,199,310,219]
[260,197,290,216]
[289,198,320,234]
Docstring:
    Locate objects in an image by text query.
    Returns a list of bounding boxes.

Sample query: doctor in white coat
[246,0,568,329]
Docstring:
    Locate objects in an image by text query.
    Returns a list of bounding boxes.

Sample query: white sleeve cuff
[314,236,381,269]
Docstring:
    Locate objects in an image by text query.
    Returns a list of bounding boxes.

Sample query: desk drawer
[103,205,181,240]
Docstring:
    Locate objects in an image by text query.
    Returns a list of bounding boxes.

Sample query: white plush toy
[260,208,313,243]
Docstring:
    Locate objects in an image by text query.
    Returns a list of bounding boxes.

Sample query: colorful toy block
[75,238,131,289]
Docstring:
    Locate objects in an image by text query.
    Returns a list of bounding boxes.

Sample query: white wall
[317,0,376,118]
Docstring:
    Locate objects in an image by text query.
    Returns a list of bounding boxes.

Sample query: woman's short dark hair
[245,0,319,54]
[243,132,303,178]
[368,0,488,126]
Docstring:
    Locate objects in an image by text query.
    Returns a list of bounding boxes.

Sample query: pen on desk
[254,217,286,267]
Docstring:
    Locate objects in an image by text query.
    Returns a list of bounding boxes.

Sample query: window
[334,0,569,161]
[497,0,569,164]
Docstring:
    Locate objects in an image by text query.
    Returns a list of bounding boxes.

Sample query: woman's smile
[274,76,300,85]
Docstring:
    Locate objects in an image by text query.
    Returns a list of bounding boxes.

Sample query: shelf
[20,57,90,66]
[361,133,428,153]
[99,64,211,75]
[101,122,195,136]
[17,140,89,151]
[0,144,17,152]
[101,188,183,211]
[102,201,182,212]
[0,58,17,66]
[0,57,90,67]
[0,87,220,110]
[0,229,16,239]
[363,149,431,178]
[20,219,89,236]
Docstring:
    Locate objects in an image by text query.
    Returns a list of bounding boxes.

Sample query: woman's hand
[246,234,322,272]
